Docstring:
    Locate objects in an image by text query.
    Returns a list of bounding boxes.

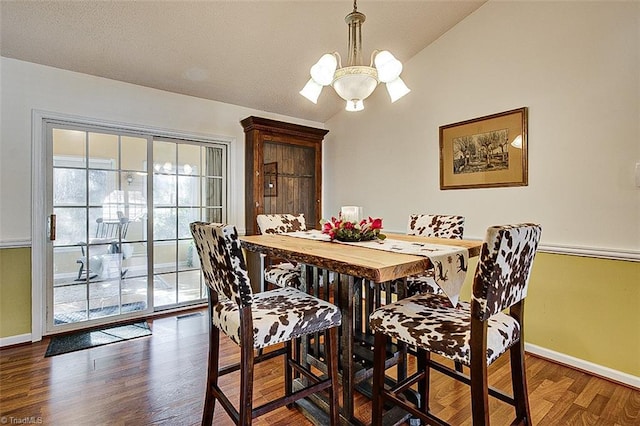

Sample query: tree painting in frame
[439,107,528,190]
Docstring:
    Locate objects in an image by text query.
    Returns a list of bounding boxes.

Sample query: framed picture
[263,162,278,197]
[439,107,528,190]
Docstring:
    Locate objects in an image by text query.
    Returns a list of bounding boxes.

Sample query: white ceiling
[0,1,485,123]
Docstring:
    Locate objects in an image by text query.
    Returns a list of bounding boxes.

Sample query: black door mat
[45,322,151,357]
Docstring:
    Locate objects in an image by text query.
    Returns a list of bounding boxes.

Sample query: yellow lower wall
[0,247,32,337]
[1,247,638,377]
[528,253,639,375]
[459,253,640,377]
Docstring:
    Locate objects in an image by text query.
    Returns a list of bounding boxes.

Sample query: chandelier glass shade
[299,0,410,111]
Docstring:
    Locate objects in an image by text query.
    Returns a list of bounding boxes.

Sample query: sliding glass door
[46,123,227,333]
[152,139,226,308]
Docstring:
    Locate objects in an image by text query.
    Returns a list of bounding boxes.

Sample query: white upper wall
[324,1,640,251]
[2,1,639,252]
[0,57,324,242]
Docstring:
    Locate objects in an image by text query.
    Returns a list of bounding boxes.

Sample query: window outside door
[46,123,227,333]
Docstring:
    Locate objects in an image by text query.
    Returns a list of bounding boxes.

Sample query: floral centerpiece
[321,215,386,242]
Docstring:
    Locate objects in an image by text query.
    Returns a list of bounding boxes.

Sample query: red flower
[370,218,382,230]
[323,222,334,233]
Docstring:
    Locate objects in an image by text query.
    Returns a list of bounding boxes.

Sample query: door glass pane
[178,175,199,206]
[178,208,198,239]
[122,173,148,224]
[54,207,86,246]
[89,278,121,319]
[122,276,148,312]
[53,283,88,325]
[126,219,146,245]
[154,272,177,307]
[53,246,83,286]
[121,136,147,172]
[178,270,202,303]
[153,241,176,275]
[53,129,86,163]
[177,239,195,272]
[53,168,86,205]
[123,242,147,279]
[153,174,176,206]
[89,133,119,170]
[178,144,200,175]
[154,207,177,240]
[89,170,117,206]
[153,141,176,175]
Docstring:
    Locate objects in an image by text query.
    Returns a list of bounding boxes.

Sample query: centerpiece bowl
[321,215,386,242]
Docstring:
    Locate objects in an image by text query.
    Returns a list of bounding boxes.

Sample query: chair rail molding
[0,239,31,249]
[382,228,640,262]
[537,243,640,262]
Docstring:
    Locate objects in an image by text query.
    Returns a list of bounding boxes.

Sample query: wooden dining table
[241,232,482,425]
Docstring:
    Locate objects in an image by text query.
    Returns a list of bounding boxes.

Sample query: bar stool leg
[239,330,255,426]
[371,331,387,426]
[201,327,220,426]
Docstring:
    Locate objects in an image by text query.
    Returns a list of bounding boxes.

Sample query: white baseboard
[525,343,639,390]
[0,333,33,348]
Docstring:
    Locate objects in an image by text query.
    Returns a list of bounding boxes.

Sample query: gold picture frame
[439,107,528,190]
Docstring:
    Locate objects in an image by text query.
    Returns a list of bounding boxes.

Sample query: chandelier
[300,0,410,112]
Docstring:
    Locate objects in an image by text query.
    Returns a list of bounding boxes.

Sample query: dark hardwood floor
[1,308,638,425]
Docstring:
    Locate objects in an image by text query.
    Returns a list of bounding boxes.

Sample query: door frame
[31,110,235,341]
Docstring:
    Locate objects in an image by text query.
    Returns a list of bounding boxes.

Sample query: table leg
[299,265,310,383]
[339,275,355,422]
[397,278,408,383]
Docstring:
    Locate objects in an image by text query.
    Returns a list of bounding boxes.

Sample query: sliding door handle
[49,214,56,241]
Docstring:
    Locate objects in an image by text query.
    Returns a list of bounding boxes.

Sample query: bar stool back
[256,213,307,289]
[404,214,465,296]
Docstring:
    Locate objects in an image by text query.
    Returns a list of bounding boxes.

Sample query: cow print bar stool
[190,222,341,426]
[404,214,465,296]
[370,223,542,425]
[256,213,307,289]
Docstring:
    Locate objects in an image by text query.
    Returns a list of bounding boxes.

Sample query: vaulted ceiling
[1,1,485,122]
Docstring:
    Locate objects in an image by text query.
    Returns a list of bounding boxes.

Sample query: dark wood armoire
[241,116,328,236]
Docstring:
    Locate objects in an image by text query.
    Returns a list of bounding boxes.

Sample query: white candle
[341,206,362,223]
